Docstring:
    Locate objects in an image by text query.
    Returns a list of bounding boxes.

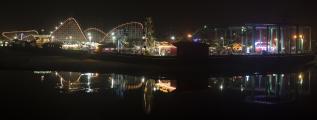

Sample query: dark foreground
[1,68,317,119]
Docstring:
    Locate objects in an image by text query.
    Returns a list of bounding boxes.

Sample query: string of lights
[2,30,39,40]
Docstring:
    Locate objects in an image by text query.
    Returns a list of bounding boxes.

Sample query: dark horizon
[1,0,316,37]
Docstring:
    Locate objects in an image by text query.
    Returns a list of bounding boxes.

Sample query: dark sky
[0,0,316,37]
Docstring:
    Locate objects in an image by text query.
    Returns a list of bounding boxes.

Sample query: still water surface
[1,69,316,119]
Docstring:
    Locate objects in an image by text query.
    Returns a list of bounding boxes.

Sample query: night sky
[1,0,316,38]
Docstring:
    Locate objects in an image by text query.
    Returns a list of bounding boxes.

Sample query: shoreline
[0,48,315,75]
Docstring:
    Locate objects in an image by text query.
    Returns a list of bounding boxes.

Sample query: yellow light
[187,34,192,38]
[299,35,303,39]
[298,74,302,79]
[293,35,297,39]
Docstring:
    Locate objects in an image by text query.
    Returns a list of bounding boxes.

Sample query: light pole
[51,36,55,42]
[299,35,304,52]
[88,36,92,52]
[87,32,92,50]
[111,33,119,53]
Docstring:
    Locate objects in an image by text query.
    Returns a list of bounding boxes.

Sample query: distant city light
[187,34,192,38]
[141,77,145,83]
[219,84,223,90]
[170,36,175,40]
[298,74,302,79]
[240,85,244,92]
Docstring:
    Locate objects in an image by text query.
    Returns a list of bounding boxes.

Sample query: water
[1,69,316,119]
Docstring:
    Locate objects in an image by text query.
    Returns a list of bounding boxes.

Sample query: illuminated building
[208,71,311,104]
[194,24,312,55]
[155,41,177,56]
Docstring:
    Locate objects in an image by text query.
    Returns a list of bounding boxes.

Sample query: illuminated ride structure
[51,18,87,43]
[1,30,39,41]
[101,22,144,53]
[83,28,107,43]
[193,24,312,55]
[50,18,144,51]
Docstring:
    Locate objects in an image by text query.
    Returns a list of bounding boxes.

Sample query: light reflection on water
[34,70,311,114]
[208,72,311,104]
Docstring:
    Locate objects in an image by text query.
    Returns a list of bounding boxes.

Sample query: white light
[88,36,92,40]
[111,32,115,36]
[141,77,145,83]
[55,26,58,30]
[14,36,17,39]
[50,31,53,34]
[142,36,146,39]
[51,36,55,39]
[60,22,63,25]
[111,78,114,88]
[246,75,249,82]
[300,80,303,85]
[41,76,44,81]
[219,84,223,90]
[112,36,116,40]
[69,36,72,39]
[87,32,91,36]
[171,36,175,40]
